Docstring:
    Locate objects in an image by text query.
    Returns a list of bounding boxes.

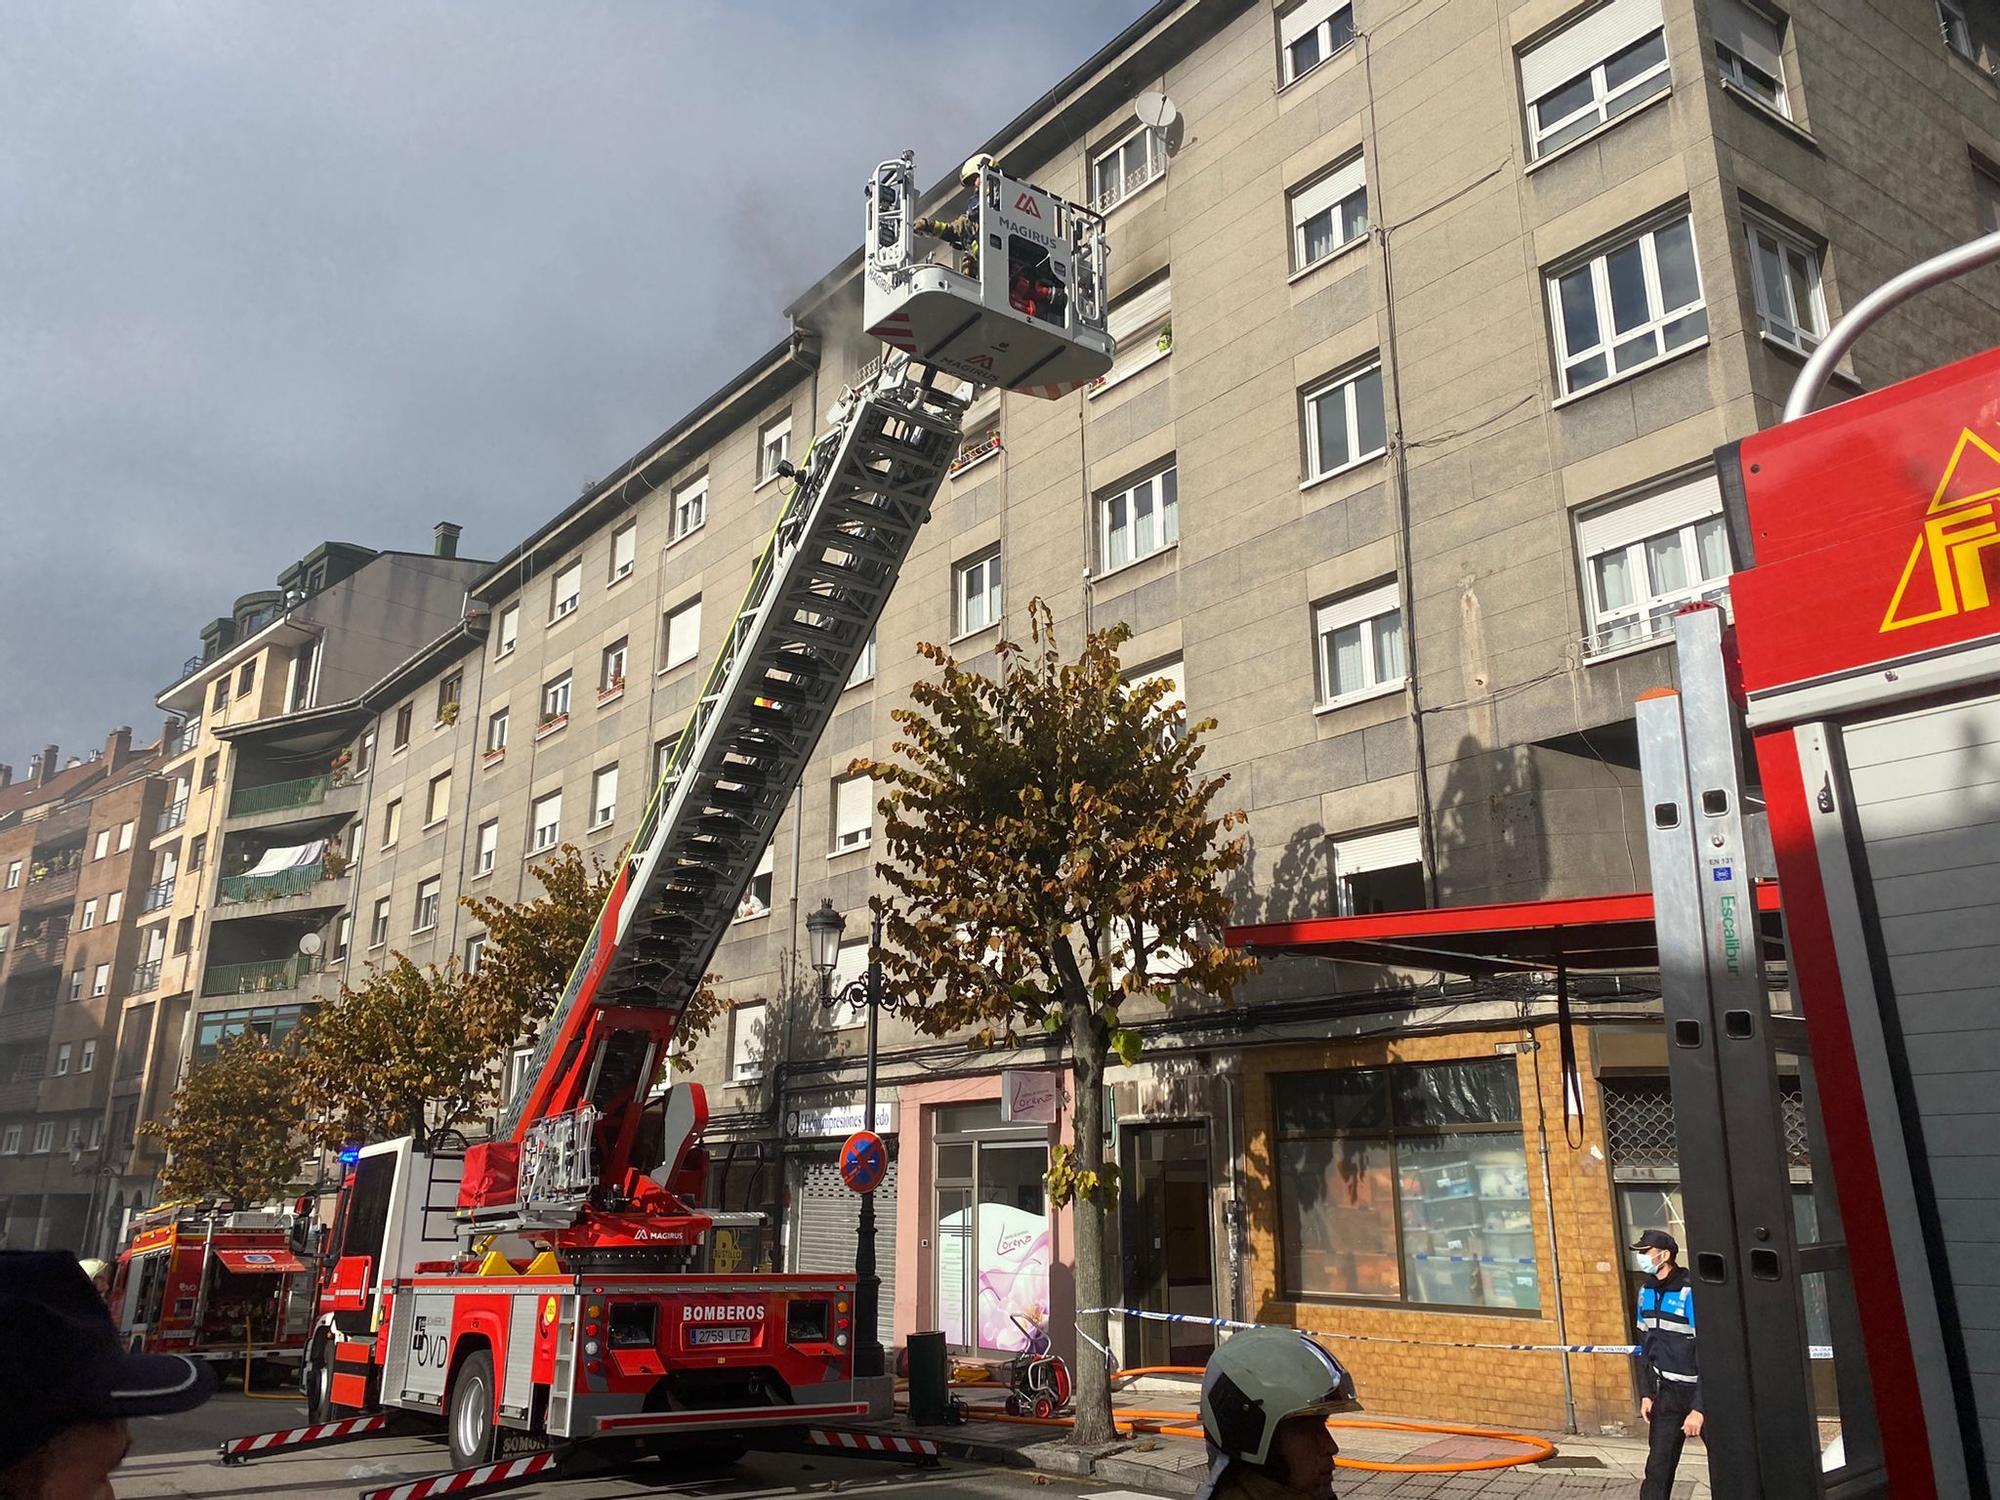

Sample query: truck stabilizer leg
[217,1412,395,1465]
[799,1426,942,1467]
[358,1447,565,1500]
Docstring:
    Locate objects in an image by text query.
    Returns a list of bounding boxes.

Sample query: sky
[0,0,1154,773]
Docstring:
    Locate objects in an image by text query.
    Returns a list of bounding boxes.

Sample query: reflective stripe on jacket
[1635,1266,1700,1407]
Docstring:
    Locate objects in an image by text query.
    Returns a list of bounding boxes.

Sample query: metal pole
[1784,230,2000,420]
[1530,1010,1580,1437]
[853,910,885,1379]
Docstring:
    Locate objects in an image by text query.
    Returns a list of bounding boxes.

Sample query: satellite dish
[1133,91,1180,130]
[298,931,324,957]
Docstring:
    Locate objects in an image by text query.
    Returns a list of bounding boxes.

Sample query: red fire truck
[109,1203,310,1368]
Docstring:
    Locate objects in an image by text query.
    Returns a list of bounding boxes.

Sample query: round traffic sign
[839,1130,888,1194]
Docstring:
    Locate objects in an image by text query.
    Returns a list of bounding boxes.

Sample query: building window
[496,604,520,658]
[4,861,17,890]
[1290,156,1368,271]
[1713,0,1790,113]
[1576,471,1732,654]
[1520,0,1669,159]
[117,821,134,853]
[759,414,792,483]
[1273,1058,1538,1311]
[600,639,629,695]
[238,660,256,696]
[0,1127,18,1155]
[370,897,390,948]
[213,677,230,711]
[953,546,1003,638]
[1092,272,1174,396]
[437,670,463,722]
[356,729,374,775]
[735,841,775,921]
[93,831,110,861]
[188,834,206,873]
[92,963,110,997]
[81,1040,97,1073]
[69,968,84,1001]
[193,1003,308,1064]
[1939,0,1975,58]
[413,876,441,932]
[104,891,122,924]
[1126,657,1188,750]
[486,708,510,755]
[1091,122,1164,212]
[1099,466,1180,574]
[32,1122,54,1154]
[1332,822,1427,915]
[56,1044,72,1076]
[653,734,680,787]
[332,913,351,963]
[1744,212,1826,355]
[672,474,708,541]
[1315,580,1407,706]
[426,771,452,828]
[729,1002,767,1082]
[531,792,562,854]
[610,522,637,582]
[550,559,584,621]
[0,924,8,951]
[393,704,413,751]
[662,597,702,671]
[1280,0,1356,83]
[833,774,874,854]
[1547,212,1706,396]
[590,765,619,829]
[464,932,487,975]
[540,673,572,727]
[476,819,499,877]
[173,915,192,954]
[1303,362,1388,481]
[1976,158,2000,234]
[847,626,878,689]
[80,899,98,931]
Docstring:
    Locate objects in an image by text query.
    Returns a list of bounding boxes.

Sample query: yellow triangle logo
[1880,428,2000,632]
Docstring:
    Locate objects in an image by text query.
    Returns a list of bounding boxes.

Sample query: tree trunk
[1067,991,1117,1447]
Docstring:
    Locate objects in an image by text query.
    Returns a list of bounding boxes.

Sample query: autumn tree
[852,602,1256,1446]
[143,1032,304,1206]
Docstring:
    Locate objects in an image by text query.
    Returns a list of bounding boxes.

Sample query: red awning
[213,1248,304,1275]
[1226,884,1784,976]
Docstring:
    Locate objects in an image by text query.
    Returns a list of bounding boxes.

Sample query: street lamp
[805,897,894,1380]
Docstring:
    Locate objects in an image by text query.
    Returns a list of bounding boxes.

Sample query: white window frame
[1939,0,1975,58]
[80,899,98,931]
[1743,211,1826,356]
[759,414,792,484]
[1090,273,1173,398]
[496,604,520,658]
[953,546,1003,639]
[730,1001,767,1082]
[425,771,452,829]
[1280,0,1357,84]
[1302,361,1389,482]
[609,522,637,583]
[590,765,619,829]
[672,473,708,541]
[601,639,629,694]
[541,674,572,725]
[464,932,487,976]
[0,1126,19,1155]
[382,798,403,850]
[1098,466,1180,575]
[370,897,390,948]
[32,1122,54,1154]
[1315,580,1409,708]
[1331,822,1426,915]
[475,819,499,877]
[550,559,583,622]
[1547,212,1707,397]
[81,1039,96,1073]
[487,707,510,755]
[662,598,702,672]
[93,831,110,861]
[1575,471,1734,656]
[1126,657,1188,750]
[531,792,562,854]
[1520,0,1670,160]
[1712,0,1790,116]
[56,1044,72,1076]
[736,841,776,922]
[1091,122,1164,213]
[3,861,17,890]
[92,963,110,997]
[413,876,441,933]
[117,821,133,853]
[846,627,878,689]
[1289,155,1369,273]
[105,891,122,924]
[653,735,680,787]
[833,774,874,855]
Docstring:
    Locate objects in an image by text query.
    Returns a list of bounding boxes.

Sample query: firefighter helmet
[961,152,996,185]
[1199,1329,1360,1467]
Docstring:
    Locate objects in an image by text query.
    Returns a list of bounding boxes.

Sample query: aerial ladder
[231,153,1110,1494]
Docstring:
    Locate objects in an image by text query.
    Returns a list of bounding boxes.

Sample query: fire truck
[233,155,1111,1481]
[109,1203,311,1367]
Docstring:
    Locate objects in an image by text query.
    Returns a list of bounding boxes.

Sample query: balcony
[217,861,340,906]
[165,721,202,759]
[201,956,317,997]
[8,928,70,971]
[140,878,177,915]
[229,775,329,818]
[0,1001,57,1046]
[156,799,189,835]
[130,960,162,995]
[22,859,81,908]
[0,1077,41,1113]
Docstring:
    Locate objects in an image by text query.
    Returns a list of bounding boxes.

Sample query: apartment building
[0,732,166,1253]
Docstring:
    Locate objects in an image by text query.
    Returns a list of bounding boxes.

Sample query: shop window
[934,1120,1052,1353]
[1272,1058,1540,1312]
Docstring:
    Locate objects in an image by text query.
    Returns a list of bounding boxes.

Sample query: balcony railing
[130,960,162,994]
[0,1001,58,1046]
[201,956,316,997]
[166,721,202,758]
[217,863,332,905]
[228,775,329,818]
[22,861,80,905]
[156,799,189,835]
[141,878,177,914]
[8,929,70,969]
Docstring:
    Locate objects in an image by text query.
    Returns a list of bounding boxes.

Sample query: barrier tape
[1409,1254,1539,1267]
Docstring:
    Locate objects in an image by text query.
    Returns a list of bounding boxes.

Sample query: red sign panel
[1730,345,2000,695]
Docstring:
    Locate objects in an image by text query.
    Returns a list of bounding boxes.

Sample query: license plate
[690,1326,754,1346]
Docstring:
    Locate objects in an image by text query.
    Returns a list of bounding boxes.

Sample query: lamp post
[805,897,892,1380]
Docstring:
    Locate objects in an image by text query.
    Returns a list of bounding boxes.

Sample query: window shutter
[1575,472,1723,558]
[1316,578,1401,635]
[1333,823,1423,875]
[1109,274,1173,341]
[1280,0,1342,46]
[1293,155,1366,225]
[1711,0,1783,78]
[1520,0,1666,100]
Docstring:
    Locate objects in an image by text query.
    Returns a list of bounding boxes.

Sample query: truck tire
[304,1339,335,1423]
[446,1349,501,1468]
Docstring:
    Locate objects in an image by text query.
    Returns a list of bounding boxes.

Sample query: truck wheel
[305,1340,335,1423]
[446,1350,501,1468]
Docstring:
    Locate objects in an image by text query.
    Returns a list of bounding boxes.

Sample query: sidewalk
[874,1377,1710,1498]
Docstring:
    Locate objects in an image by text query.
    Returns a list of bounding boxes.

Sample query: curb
[868,1426,1204,1495]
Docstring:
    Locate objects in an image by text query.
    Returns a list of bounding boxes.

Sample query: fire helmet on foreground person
[1196,1327,1360,1500]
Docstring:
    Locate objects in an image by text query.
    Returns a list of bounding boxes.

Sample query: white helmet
[1199,1329,1359,1467]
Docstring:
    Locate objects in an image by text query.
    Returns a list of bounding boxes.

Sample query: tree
[295,955,507,1152]
[851,602,1256,1446]
[143,1032,304,1206]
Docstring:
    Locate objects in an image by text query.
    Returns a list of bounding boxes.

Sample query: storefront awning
[1227,885,1784,976]
[213,1248,304,1274]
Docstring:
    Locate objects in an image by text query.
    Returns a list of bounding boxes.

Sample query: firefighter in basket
[914,153,992,277]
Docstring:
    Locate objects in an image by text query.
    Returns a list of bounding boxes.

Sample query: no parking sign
[838,1130,887,1194]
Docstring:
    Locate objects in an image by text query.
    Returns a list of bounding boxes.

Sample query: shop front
[784,1097,901,1348]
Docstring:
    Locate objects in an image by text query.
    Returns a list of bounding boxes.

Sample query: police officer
[914,153,993,277]
[1632,1228,1703,1499]
[1195,1328,1360,1500]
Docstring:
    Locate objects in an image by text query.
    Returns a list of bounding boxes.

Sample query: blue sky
[0,1,1154,767]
